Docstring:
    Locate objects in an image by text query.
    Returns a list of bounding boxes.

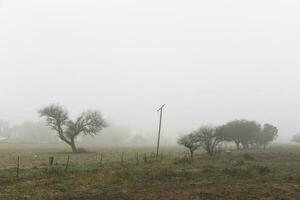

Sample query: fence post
[100,152,103,166]
[121,152,124,165]
[65,155,70,172]
[48,156,54,173]
[16,156,20,178]
[136,152,139,165]
[144,153,147,163]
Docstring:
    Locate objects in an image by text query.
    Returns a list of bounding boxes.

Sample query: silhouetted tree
[255,124,278,149]
[177,133,201,161]
[291,134,300,143]
[0,120,10,138]
[39,104,107,153]
[195,126,222,158]
[219,120,261,149]
[130,134,148,146]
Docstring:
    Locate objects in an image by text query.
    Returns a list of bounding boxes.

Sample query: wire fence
[0,151,189,180]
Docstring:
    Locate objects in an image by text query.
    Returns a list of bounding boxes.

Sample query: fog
[1,0,300,144]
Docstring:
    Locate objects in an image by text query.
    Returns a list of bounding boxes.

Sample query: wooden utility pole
[156,104,165,158]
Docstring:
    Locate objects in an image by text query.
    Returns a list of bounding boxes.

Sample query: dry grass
[0,143,299,199]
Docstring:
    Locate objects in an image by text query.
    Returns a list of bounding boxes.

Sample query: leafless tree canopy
[195,126,223,158]
[178,133,201,161]
[39,104,107,153]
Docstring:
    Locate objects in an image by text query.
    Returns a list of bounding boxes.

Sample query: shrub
[252,165,271,175]
[242,153,256,161]
[222,167,253,177]
[232,160,245,167]
[173,157,191,164]
[201,165,215,173]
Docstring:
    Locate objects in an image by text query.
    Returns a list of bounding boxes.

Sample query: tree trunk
[244,144,249,149]
[235,141,240,150]
[190,149,194,162]
[69,140,78,153]
[207,147,213,159]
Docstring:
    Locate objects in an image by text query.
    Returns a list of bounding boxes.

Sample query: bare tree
[0,120,10,138]
[195,126,222,158]
[39,104,107,153]
[177,133,201,162]
[291,134,300,143]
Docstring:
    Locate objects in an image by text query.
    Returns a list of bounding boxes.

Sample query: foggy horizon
[1,0,300,143]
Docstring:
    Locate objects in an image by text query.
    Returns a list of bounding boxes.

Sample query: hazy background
[0,0,300,144]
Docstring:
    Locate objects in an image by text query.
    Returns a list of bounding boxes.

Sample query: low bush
[222,167,253,177]
[242,153,256,161]
[173,157,191,164]
[232,160,245,167]
[252,165,271,175]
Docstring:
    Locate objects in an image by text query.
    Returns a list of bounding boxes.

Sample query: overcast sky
[0,0,300,142]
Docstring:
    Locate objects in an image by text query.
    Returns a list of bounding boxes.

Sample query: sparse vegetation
[0,144,299,199]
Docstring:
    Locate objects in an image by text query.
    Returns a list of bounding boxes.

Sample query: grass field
[0,144,299,199]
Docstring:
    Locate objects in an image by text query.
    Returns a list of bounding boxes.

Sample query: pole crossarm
[157,104,166,112]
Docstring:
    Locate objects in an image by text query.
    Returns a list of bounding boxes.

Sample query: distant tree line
[0,120,58,143]
[0,119,133,147]
[0,120,10,138]
[291,134,300,143]
[178,119,278,160]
